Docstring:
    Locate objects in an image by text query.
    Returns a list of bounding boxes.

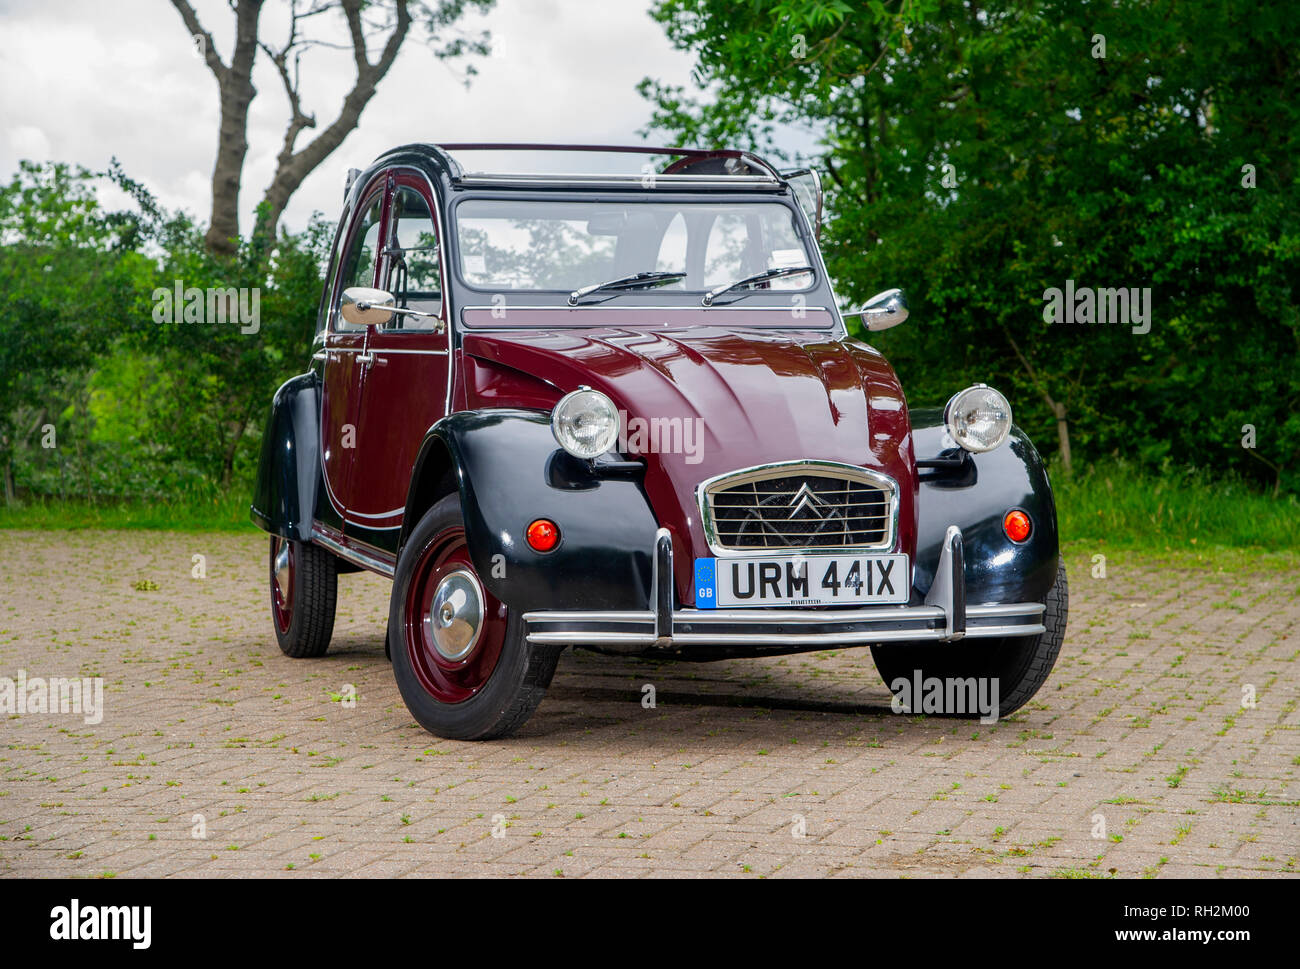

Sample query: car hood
[461,325,918,599]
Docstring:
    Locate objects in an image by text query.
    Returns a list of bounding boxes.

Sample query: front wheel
[871,558,1068,719]
[388,494,561,740]
[269,534,338,658]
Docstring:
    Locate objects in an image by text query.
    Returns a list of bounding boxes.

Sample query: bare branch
[169,0,227,80]
[258,0,413,237]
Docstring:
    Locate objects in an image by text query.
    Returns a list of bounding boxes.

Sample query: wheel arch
[250,371,321,542]
[909,407,1060,606]
[401,408,661,614]
[399,433,458,558]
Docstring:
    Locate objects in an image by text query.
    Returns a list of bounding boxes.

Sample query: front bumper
[523,525,1047,651]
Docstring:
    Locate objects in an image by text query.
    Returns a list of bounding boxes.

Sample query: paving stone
[0,533,1296,879]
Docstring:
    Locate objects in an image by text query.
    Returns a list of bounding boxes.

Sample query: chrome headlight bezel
[551,388,620,460]
[944,384,1013,453]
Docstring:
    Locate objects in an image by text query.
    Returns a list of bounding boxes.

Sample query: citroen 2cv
[250,144,1067,739]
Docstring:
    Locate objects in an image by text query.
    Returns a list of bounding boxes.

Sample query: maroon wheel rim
[402,526,507,704]
[270,536,295,634]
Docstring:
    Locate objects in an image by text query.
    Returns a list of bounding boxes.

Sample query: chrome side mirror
[341,287,395,327]
[340,286,446,332]
[851,288,909,331]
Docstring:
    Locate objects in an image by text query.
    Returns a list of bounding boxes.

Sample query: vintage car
[251,143,1067,740]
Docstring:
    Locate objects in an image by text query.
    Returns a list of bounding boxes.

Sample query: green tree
[0,160,334,503]
[642,0,1300,491]
[0,162,153,503]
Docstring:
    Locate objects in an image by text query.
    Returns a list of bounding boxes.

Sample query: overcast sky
[0,0,730,235]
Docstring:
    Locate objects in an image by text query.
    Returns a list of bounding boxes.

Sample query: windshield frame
[445,190,837,326]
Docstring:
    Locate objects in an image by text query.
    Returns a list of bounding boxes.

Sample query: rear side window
[381,187,442,329]
[334,191,384,331]
[315,213,347,338]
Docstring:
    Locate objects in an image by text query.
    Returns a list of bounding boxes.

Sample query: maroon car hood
[462,325,918,605]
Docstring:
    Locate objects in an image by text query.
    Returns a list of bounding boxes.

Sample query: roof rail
[433,143,784,187]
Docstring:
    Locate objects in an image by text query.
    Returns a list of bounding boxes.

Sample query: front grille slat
[704,466,894,551]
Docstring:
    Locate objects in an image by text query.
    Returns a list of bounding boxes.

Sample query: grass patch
[3,459,1296,556]
[1055,460,1300,552]
[0,490,251,532]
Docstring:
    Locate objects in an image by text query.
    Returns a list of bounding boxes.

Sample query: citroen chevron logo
[787,483,825,519]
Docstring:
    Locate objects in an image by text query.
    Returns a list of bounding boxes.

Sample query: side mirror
[340,287,395,327]
[851,288,909,331]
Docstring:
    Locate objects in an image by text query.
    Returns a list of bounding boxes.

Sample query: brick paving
[0,530,1296,878]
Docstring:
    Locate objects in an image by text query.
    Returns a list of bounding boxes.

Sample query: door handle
[357,353,387,368]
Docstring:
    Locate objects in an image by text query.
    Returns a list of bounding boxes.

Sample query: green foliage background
[0,0,1296,547]
[641,0,1299,494]
[0,161,331,507]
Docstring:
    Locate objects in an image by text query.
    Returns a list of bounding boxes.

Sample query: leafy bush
[0,160,332,507]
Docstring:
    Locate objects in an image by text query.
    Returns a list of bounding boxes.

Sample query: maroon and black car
[251,143,1067,740]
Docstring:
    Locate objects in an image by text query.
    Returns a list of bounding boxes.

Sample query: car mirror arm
[358,301,446,333]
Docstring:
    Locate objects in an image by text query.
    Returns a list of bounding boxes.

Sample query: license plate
[694,553,909,609]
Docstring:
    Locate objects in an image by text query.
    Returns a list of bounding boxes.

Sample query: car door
[318,174,389,537]
[344,171,451,558]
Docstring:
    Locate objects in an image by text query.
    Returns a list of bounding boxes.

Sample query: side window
[314,219,344,338]
[382,186,442,330]
[333,191,384,332]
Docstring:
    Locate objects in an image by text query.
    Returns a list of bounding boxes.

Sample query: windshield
[453,198,813,295]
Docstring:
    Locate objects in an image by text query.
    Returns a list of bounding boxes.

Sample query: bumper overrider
[523,525,1047,651]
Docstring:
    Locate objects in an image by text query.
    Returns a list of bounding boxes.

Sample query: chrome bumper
[523,526,1047,650]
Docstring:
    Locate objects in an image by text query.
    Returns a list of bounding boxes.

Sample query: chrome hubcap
[274,539,292,601]
[427,569,484,661]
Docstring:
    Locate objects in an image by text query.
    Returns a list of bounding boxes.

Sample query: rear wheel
[389,494,560,740]
[269,535,338,658]
[871,558,1068,718]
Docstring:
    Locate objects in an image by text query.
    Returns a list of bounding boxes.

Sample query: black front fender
[413,409,662,614]
[910,408,1060,606]
[250,371,320,542]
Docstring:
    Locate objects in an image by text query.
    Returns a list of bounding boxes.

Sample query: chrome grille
[701,463,895,552]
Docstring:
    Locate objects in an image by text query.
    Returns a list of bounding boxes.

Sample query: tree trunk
[1053,401,1072,476]
[207,64,257,253]
[3,453,14,507]
[1004,331,1075,477]
[170,0,266,256]
[221,419,246,490]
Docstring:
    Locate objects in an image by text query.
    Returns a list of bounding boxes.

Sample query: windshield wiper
[568,271,686,305]
[701,265,814,306]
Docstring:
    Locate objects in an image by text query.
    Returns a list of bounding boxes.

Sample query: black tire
[871,558,1068,719]
[269,535,338,658]
[388,494,561,740]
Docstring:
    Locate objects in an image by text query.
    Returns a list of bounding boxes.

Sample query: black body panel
[250,372,322,542]
[420,409,662,613]
[909,407,1059,607]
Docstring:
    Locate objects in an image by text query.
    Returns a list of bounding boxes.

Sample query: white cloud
[0,0,701,234]
[4,125,51,160]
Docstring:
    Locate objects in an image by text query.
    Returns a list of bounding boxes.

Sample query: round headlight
[944,384,1012,453]
[552,388,620,460]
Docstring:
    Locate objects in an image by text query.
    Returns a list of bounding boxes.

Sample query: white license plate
[694,553,909,609]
